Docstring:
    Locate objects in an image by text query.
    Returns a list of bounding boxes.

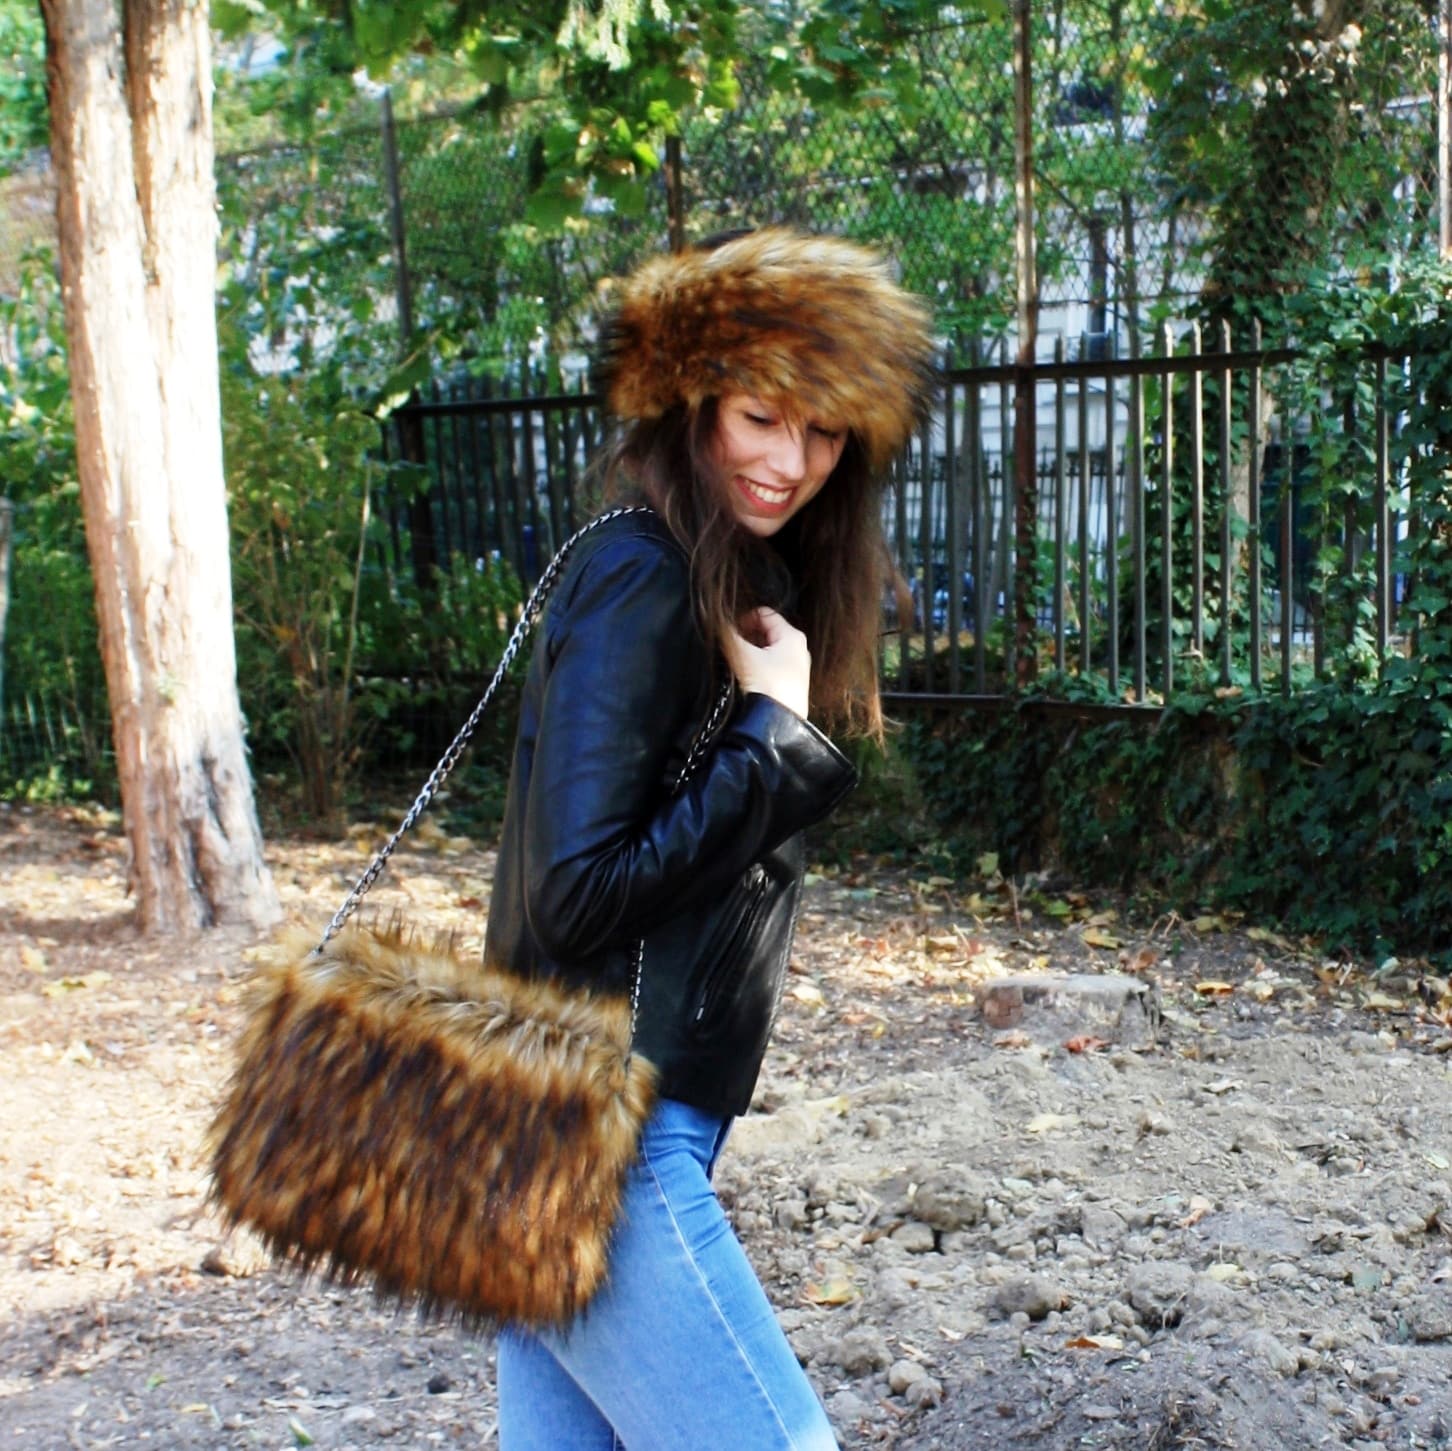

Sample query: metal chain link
[318,500,740,1060]
[628,671,735,1040]
[317,505,655,950]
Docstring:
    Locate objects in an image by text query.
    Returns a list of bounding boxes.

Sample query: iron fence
[382,331,1434,709]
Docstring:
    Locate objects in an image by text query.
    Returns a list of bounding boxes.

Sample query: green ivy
[886,674,1452,962]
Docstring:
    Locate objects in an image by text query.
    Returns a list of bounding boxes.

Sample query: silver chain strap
[318,505,656,950]
[317,501,737,1046]
[627,670,735,1039]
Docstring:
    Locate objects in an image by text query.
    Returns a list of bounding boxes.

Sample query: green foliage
[1144,0,1437,331]
[216,172,523,823]
[0,0,48,175]
[214,0,1003,248]
[0,250,111,795]
[890,677,1452,961]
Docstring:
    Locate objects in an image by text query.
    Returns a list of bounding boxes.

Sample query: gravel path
[4,802,1452,1449]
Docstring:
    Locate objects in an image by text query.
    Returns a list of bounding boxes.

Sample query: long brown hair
[600,400,891,742]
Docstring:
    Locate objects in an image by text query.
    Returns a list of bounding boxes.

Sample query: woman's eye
[811,425,844,442]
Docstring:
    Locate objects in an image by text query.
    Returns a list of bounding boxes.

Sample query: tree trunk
[42,0,280,933]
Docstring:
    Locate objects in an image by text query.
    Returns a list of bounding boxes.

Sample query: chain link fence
[243,1,1440,369]
[197,1,1450,376]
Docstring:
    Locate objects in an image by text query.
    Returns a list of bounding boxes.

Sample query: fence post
[380,90,438,598]
[665,135,686,253]
[1012,0,1040,688]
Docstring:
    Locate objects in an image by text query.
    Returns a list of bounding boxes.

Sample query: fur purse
[208,507,730,1329]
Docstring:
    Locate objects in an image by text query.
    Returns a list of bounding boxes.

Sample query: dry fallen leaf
[42,970,114,997]
[1117,946,1159,975]
[992,1030,1035,1050]
[1176,1195,1215,1228]
[1081,928,1123,951]
[790,981,827,1008]
[1361,991,1405,1012]
[1064,1035,1109,1054]
[1026,1112,1080,1134]
[1194,981,1235,997]
[1065,1334,1124,1351]
[1246,926,1293,952]
[803,1277,859,1306]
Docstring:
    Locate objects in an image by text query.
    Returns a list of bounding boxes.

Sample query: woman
[485,228,935,1451]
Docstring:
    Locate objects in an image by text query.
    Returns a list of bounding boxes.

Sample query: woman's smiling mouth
[737,477,795,511]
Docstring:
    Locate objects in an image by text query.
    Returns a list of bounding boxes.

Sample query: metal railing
[381,332,1433,710]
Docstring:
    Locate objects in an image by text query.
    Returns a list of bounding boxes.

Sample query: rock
[978,973,1156,1046]
[992,1271,1064,1321]
[873,1269,914,1311]
[1185,1273,1239,1326]
[827,1327,893,1377]
[1080,1205,1127,1251]
[912,1173,987,1231]
[906,1376,944,1409]
[1406,1291,1452,1342]
[890,1221,937,1254]
[825,1388,873,1427]
[1127,1262,1194,1327]
[730,1104,825,1155]
[775,1197,810,1231]
[1366,1366,1401,1397]
[1241,1329,1300,1377]
[888,1359,928,1394]
[1231,1120,1284,1155]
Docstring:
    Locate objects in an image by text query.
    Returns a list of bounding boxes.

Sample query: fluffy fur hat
[594,228,937,472]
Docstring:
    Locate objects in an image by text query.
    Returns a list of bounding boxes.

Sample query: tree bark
[42,0,280,933]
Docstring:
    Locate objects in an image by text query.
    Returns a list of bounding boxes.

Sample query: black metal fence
[383,331,1433,708]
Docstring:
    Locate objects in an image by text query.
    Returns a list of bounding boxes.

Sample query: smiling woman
[481,227,937,1451]
[711,395,848,537]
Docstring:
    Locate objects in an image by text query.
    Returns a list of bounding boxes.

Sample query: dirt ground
[4,800,1452,1450]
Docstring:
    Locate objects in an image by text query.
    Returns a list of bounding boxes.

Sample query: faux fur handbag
[208,506,731,1329]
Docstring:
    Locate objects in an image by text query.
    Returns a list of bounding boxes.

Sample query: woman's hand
[724,607,811,719]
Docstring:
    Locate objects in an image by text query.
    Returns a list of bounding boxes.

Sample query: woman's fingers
[738,606,792,648]
[726,609,810,718]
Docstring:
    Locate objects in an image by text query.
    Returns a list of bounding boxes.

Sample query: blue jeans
[496,1098,840,1451]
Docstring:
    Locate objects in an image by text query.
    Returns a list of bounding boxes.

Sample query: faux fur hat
[594,228,937,472]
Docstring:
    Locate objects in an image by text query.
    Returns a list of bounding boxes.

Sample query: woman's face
[709,394,848,538]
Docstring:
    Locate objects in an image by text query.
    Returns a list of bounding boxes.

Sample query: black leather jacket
[484,509,857,1116]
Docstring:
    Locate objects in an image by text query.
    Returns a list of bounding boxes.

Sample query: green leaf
[523,184,585,232]
[370,348,432,419]
[631,140,662,172]
[597,172,649,218]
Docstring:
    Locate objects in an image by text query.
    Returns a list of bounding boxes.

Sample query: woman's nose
[766,427,808,481]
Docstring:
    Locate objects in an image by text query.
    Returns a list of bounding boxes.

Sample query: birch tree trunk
[42,0,280,933]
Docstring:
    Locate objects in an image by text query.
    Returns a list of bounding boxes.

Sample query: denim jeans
[496,1098,840,1451]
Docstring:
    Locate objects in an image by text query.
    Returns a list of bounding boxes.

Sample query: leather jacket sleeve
[522,532,856,963]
